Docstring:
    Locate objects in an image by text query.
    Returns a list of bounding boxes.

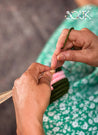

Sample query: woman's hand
[12,63,52,135]
[51,28,98,69]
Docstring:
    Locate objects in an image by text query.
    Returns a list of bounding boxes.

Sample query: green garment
[37,5,98,135]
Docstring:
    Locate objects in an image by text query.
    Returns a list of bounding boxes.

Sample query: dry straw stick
[0,90,12,104]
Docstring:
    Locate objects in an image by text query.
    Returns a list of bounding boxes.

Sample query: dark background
[0,0,77,134]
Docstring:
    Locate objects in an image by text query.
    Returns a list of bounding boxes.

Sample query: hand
[12,63,52,135]
[51,28,98,69]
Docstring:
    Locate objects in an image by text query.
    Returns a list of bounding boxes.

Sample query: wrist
[17,114,44,135]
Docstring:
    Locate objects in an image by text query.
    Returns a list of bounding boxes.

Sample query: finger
[27,63,51,83]
[51,53,57,69]
[52,28,90,68]
[56,29,74,51]
[56,29,69,50]
[57,50,90,64]
[39,71,52,86]
[51,29,76,69]
[55,29,83,59]
[55,41,73,55]
[68,29,92,48]
[56,29,88,51]
[51,50,65,69]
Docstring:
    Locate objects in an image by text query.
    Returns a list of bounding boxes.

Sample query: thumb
[39,71,53,86]
[57,50,89,64]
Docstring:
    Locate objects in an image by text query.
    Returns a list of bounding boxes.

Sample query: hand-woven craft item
[50,67,69,104]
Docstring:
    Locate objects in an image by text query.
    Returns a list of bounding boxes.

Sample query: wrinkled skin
[13,63,52,135]
[51,28,98,69]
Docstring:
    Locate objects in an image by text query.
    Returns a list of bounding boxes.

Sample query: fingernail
[57,54,65,60]
[50,70,55,75]
[51,86,54,90]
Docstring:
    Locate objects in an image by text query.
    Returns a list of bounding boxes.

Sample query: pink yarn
[52,71,64,80]
[51,74,65,85]
[51,70,66,90]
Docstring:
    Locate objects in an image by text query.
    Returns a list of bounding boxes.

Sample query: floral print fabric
[37,5,98,135]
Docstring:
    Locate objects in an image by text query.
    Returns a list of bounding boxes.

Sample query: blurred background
[0,0,77,134]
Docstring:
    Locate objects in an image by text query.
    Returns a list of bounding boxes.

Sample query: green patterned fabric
[37,5,98,135]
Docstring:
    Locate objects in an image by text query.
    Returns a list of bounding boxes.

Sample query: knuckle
[66,52,75,61]
[28,62,38,70]
[42,72,52,83]
[81,28,93,41]
[14,78,20,86]
[20,71,30,81]
[81,28,91,35]
[32,62,38,67]
[45,72,52,80]
[22,71,29,78]
[70,53,75,61]
[81,28,89,31]
[62,29,68,34]
[28,68,37,78]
